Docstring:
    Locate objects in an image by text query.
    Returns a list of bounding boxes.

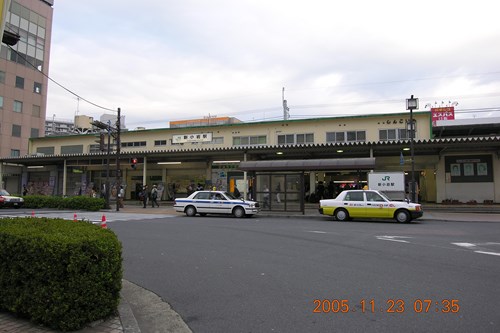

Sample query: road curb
[119,281,142,333]
[120,279,192,333]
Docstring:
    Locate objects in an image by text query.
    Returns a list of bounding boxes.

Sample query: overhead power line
[6,43,116,112]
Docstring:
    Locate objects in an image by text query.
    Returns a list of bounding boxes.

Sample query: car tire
[334,208,349,221]
[233,206,245,218]
[185,205,197,217]
[395,209,411,223]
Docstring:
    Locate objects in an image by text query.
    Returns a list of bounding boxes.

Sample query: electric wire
[6,42,116,113]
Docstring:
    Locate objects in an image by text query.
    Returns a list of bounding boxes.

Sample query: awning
[238,158,376,171]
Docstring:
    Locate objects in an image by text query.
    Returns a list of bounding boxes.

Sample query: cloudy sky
[47,0,500,129]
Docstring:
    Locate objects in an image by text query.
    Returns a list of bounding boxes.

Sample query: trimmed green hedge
[23,195,106,211]
[0,217,122,331]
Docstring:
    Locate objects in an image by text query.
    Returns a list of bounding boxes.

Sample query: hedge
[0,217,122,331]
[22,195,106,211]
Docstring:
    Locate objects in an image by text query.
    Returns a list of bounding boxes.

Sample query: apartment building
[0,0,53,157]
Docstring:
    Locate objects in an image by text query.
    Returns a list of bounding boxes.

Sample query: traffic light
[131,157,138,169]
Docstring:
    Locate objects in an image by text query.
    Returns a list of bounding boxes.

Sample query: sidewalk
[1,202,499,333]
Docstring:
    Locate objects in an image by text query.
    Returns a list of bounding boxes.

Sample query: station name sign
[173,132,213,143]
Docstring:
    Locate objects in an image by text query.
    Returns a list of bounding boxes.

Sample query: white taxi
[318,189,423,223]
[174,190,260,218]
[0,189,24,209]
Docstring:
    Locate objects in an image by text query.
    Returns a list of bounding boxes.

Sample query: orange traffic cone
[73,213,77,222]
[101,214,107,229]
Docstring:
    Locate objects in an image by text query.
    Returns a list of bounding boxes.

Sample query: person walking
[142,185,148,208]
[151,184,160,207]
[118,186,125,208]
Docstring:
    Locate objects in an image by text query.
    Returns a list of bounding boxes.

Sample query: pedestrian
[142,185,148,208]
[263,185,270,209]
[234,186,241,198]
[275,183,281,203]
[22,184,28,196]
[118,186,125,208]
[151,184,160,207]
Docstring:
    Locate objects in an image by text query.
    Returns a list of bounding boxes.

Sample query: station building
[1,111,499,212]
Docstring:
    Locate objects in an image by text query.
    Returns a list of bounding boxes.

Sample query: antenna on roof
[282,87,290,121]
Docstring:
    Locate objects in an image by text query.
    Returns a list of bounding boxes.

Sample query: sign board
[368,172,405,192]
[173,132,212,143]
[431,106,455,125]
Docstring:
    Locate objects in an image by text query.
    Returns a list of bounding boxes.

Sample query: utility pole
[116,108,121,211]
[282,87,290,121]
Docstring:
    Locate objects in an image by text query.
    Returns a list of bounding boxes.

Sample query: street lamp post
[406,95,419,203]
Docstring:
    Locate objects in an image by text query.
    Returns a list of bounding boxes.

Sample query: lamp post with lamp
[406,95,418,203]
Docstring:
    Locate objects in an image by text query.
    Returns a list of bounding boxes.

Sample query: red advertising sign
[431,107,455,125]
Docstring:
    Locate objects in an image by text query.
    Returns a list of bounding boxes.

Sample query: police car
[174,190,260,218]
[318,189,423,223]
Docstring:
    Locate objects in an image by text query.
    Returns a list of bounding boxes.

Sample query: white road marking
[452,243,500,257]
[307,230,327,234]
[474,251,500,257]
[452,242,476,248]
[376,235,412,243]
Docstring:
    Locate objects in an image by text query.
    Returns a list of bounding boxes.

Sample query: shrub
[23,195,105,211]
[0,217,122,331]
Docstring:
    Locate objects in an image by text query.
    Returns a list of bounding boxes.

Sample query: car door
[193,192,212,213]
[210,193,231,214]
[364,191,392,218]
[342,191,366,218]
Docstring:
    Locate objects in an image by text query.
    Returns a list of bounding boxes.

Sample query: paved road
[109,215,499,333]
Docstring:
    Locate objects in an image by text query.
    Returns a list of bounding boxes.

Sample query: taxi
[318,189,423,223]
[0,189,24,209]
[174,190,260,218]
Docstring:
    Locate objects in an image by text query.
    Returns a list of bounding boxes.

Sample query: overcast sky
[47,0,500,129]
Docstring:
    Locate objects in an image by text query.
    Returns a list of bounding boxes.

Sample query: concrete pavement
[1,202,498,332]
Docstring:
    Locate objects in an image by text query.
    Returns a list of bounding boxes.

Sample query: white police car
[174,190,260,218]
[319,189,423,223]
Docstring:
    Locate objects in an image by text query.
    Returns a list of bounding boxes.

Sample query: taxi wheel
[185,206,197,217]
[233,206,245,218]
[395,210,410,223]
[334,209,349,221]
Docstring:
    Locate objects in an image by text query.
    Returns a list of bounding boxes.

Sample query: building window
[326,131,365,143]
[277,133,314,145]
[11,149,20,157]
[32,104,40,116]
[379,128,411,141]
[15,76,24,89]
[30,128,39,138]
[12,124,21,137]
[346,131,365,142]
[202,136,224,144]
[61,145,84,154]
[233,135,267,146]
[326,132,346,143]
[37,147,55,155]
[297,133,314,144]
[154,140,167,146]
[13,100,23,113]
[0,71,5,83]
[121,141,147,148]
[33,82,42,94]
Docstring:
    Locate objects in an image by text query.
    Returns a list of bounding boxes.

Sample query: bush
[0,217,122,331]
[23,195,106,211]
